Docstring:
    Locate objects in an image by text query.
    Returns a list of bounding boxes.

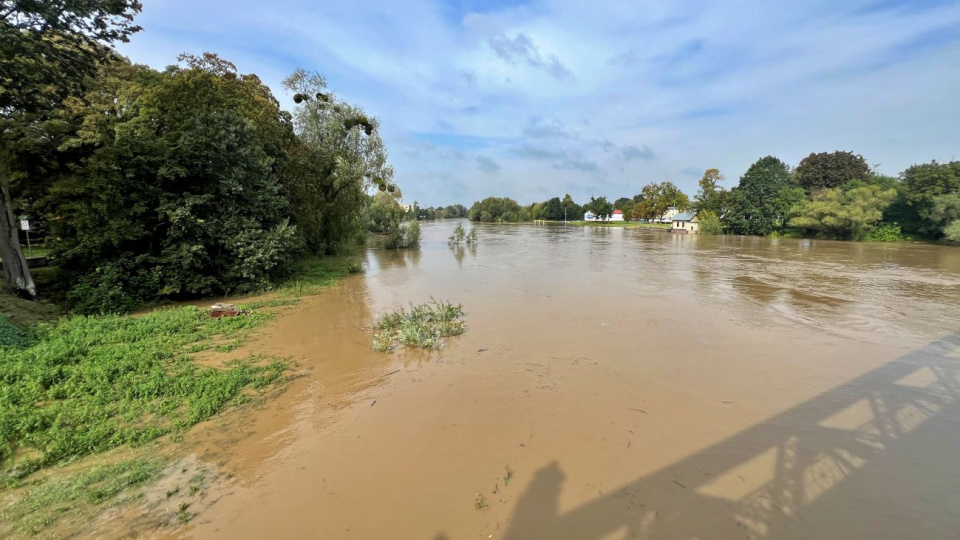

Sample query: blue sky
[117,0,960,207]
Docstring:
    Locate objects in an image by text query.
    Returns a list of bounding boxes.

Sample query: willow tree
[0,0,142,297]
[282,69,396,255]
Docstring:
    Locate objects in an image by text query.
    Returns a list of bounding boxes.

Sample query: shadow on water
[491,332,960,539]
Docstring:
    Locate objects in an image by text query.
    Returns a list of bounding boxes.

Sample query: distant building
[657,206,680,223]
[672,212,699,234]
[610,209,624,222]
[584,211,597,221]
[400,204,412,212]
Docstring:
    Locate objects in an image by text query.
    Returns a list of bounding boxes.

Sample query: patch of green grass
[0,306,286,480]
[274,255,363,299]
[372,300,465,352]
[1,457,164,536]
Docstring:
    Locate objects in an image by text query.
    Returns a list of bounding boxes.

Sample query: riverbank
[0,254,362,538]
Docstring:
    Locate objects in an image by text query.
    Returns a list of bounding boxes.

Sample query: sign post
[19,219,31,257]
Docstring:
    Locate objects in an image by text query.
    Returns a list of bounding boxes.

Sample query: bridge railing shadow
[499,333,960,539]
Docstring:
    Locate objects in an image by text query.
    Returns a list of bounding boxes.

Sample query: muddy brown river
[163,221,960,539]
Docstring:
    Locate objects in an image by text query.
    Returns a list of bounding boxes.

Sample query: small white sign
[20,220,30,231]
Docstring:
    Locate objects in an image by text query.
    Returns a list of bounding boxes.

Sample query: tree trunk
[0,178,37,298]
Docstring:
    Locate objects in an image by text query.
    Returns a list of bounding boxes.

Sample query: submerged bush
[449,223,478,245]
[0,307,286,479]
[864,222,904,242]
[384,220,421,249]
[697,210,723,235]
[372,300,465,352]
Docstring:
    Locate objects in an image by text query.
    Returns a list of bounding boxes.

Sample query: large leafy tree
[1,0,142,297]
[634,181,689,220]
[694,168,727,215]
[282,69,395,254]
[794,151,871,194]
[583,196,613,220]
[47,55,298,313]
[723,156,804,236]
[788,183,897,239]
[560,194,580,221]
[899,161,960,237]
[468,197,523,222]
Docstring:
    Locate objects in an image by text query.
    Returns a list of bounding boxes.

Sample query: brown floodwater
[149,222,960,539]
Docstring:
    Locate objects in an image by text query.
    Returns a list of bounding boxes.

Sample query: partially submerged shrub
[385,220,421,249]
[449,223,478,245]
[372,300,465,352]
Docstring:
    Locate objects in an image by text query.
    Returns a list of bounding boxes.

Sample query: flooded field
[164,221,960,539]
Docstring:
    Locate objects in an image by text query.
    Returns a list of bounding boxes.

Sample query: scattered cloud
[477,155,502,173]
[621,144,657,161]
[116,0,960,206]
[488,32,573,80]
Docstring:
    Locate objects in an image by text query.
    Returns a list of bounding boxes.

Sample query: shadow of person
[502,462,565,539]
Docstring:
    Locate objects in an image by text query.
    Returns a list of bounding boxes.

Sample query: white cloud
[117,0,960,206]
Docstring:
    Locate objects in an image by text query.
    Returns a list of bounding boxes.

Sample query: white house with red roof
[610,209,625,221]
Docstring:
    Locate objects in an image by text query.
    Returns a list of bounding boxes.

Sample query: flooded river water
[170,221,960,539]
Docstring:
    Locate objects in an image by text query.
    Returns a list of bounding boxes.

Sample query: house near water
[672,212,699,234]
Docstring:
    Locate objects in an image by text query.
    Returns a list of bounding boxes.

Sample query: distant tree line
[2,1,400,312]
[694,151,960,242]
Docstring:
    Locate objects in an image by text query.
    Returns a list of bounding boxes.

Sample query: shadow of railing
[501,333,960,539]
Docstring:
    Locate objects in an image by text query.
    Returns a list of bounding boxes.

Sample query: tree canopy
[795,151,870,194]
[723,156,804,236]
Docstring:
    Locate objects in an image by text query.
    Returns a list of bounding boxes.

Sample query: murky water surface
[168,222,960,539]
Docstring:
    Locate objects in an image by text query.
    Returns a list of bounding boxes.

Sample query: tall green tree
[794,151,870,194]
[899,161,960,237]
[723,156,804,236]
[694,168,727,215]
[282,69,396,254]
[634,181,690,220]
[560,194,580,221]
[583,196,613,220]
[1,0,142,297]
[47,55,298,313]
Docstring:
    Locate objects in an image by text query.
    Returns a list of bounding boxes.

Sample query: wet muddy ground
[127,221,960,539]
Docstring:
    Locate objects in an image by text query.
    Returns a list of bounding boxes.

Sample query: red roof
[613,209,623,214]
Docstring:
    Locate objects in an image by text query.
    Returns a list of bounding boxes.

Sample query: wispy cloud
[488,32,573,80]
[621,144,656,161]
[116,0,960,206]
[477,155,502,173]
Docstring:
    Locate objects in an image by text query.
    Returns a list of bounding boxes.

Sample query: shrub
[698,210,723,235]
[371,300,465,352]
[864,222,904,242]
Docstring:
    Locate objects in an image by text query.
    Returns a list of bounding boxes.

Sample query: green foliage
[282,69,396,255]
[449,223,478,245]
[0,314,32,348]
[943,221,960,243]
[634,181,690,220]
[694,168,727,214]
[441,204,469,219]
[795,151,870,194]
[723,156,805,236]
[44,57,298,313]
[900,161,960,237]
[367,192,405,234]
[2,457,164,536]
[371,300,466,352]
[864,222,904,242]
[384,221,420,249]
[468,197,524,222]
[788,183,897,239]
[0,306,286,478]
[403,220,421,249]
[583,196,614,220]
[697,210,723,235]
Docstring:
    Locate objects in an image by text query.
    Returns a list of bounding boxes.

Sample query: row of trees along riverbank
[2,2,406,314]
[462,152,960,244]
